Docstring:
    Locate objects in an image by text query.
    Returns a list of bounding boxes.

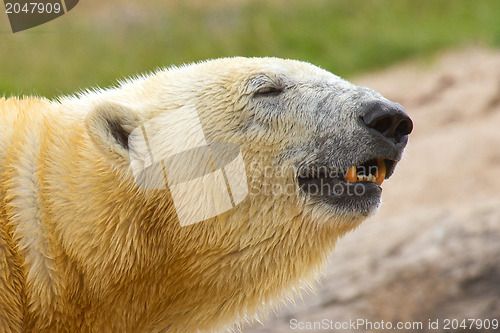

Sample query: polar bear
[0,57,412,332]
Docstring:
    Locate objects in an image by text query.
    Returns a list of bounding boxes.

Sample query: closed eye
[254,86,283,97]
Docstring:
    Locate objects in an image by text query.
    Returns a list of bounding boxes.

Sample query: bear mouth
[297,158,398,213]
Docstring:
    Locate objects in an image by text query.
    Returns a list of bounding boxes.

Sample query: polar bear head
[86,57,412,230]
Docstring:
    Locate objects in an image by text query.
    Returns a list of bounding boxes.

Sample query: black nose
[361,101,413,145]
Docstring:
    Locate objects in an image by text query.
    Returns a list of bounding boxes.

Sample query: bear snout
[360,100,413,148]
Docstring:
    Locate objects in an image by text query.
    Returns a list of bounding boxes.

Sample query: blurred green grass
[1,0,500,98]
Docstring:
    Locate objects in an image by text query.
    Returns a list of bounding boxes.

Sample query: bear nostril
[361,101,413,144]
[370,116,392,137]
[394,117,413,138]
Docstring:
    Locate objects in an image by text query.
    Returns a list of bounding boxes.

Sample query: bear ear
[85,102,141,161]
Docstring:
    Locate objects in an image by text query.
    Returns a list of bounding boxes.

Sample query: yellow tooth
[345,166,357,183]
[375,158,386,186]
